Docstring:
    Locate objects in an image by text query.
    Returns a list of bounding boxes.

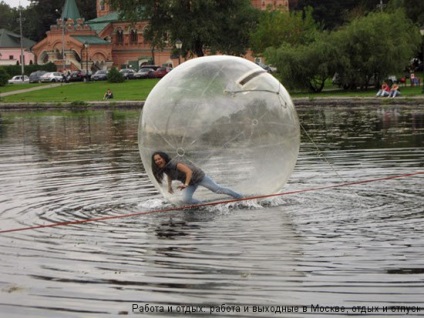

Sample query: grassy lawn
[0,79,160,103]
[290,73,424,98]
[0,83,44,93]
[291,84,424,99]
[1,77,423,103]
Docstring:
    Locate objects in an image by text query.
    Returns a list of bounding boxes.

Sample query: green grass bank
[1,78,424,110]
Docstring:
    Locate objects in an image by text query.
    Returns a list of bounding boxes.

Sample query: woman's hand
[177,184,188,191]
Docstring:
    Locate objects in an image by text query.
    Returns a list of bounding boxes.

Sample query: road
[0,83,63,98]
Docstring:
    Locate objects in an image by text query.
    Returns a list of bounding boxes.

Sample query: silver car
[29,71,47,83]
[40,72,64,83]
[91,70,108,81]
[8,75,30,84]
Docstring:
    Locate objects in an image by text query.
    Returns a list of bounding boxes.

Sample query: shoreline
[1,96,424,111]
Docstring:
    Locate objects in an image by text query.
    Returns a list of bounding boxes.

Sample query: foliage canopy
[0,68,10,87]
[250,7,318,55]
[0,1,96,42]
[266,9,421,92]
[108,0,260,57]
[107,67,125,83]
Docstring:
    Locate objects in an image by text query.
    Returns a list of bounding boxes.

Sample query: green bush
[107,67,124,83]
[0,62,56,78]
[0,68,10,86]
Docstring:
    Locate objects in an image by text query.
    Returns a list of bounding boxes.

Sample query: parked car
[8,75,29,84]
[119,68,136,79]
[40,72,64,83]
[139,64,160,71]
[29,71,47,83]
[151,67,172,78]
[68,71,85,82]
[91,70,108,81]
[134,68,155,79]
[255,62,276,73]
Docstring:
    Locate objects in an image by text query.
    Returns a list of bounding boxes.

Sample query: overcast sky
[3,0,31,8]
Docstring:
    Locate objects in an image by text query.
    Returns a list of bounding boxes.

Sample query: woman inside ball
[151,151,243,204]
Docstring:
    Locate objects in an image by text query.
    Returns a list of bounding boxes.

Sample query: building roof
[86,12,120,33]
[0,28,36,49]
[61,0,82,21]
[89,12,120,23]
[72,35,110,45]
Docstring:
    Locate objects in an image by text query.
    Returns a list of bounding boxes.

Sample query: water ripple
[0,107,423,317]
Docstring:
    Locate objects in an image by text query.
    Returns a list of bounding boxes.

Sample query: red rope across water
[0,171,422,234]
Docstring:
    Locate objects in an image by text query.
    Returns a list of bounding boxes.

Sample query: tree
[0,68,10,87]
[265,9,421,92]
[107,67,124,83]
[25,0,96,42]
[108,0,260,57]
[294,0,424,30]
[0,2,15,31]
[295,0,358,30]
[391,0,424,26]
[265,32,339,92]
[250,6,318,55]
[333,9,421,88]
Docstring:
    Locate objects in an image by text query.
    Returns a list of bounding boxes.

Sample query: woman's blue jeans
[182,175,243,204]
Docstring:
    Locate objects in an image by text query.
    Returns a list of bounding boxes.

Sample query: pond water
[0,104,423,317]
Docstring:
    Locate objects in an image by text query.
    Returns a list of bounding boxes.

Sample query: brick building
[31,0,290,73]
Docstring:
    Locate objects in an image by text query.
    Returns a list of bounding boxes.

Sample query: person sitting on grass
[388,83,401,98]
[376,82,390,97]
[103,88,113,100]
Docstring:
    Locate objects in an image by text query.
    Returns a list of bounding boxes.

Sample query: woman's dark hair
[151,151,171,184]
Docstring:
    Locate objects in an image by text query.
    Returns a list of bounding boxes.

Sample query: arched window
[42,52,49,63]
[141,26,148,44]
[130,29,138,44]
[116,29,124,45]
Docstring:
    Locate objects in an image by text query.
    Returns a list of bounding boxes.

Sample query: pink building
[0,29,35,66]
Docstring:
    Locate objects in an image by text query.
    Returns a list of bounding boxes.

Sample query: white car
[119,68,135,79]
[8,75,30,84]
[40,72,64,83]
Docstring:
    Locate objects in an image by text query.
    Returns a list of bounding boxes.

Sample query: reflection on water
[0,105,423,317]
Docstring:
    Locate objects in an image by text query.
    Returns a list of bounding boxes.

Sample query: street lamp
[175,39,182,65]
[420,26,424,93]
[84,41,89,81]
[18,6,25,80]
[61,17,67,72]
[151,47,155,65]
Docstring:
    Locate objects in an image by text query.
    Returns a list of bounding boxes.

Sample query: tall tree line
[109,0,259,57]
[2,0,422,43]
[262,8,421,92]
[0,0,96,42]
[294,0,424,30]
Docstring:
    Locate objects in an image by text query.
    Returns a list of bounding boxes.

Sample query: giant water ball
[138,55,300,204]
